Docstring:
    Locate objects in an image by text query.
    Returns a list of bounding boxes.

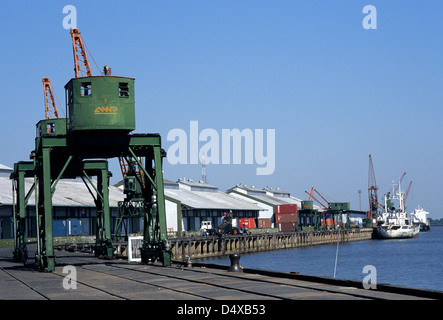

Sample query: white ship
[410,206,431,232]
[376,214,420,239]
[376,180,419,239]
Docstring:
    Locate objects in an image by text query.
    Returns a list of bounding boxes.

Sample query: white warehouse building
[164,179,262,235]
[1,163,264,239]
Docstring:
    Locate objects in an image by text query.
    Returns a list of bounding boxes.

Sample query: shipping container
[238,218,256,229]
[257,218,272,229]
[277,222,297,232]
[323,215,339,227]
[326,217,332,226]
[276,212,298,223]
[275,204,298,214]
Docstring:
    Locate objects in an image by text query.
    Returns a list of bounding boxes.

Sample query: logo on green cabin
[94,106,118,115]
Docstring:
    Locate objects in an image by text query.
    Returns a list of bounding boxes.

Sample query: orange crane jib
[42,77,60,120]
[70,28,93,78]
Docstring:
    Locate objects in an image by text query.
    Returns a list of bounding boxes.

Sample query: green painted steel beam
[12,163,33,263]
[50,155,73,195]
[128,147,157,191]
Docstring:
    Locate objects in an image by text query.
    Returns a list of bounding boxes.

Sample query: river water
[201,226,443,292]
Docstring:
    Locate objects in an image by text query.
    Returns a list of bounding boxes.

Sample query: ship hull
[376,225,420,239]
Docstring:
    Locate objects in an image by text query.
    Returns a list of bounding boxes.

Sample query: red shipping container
[258,218,272,229]
[238,218,256,229]
[275,204,298,214]
[277,222,297,232]
[277,212,298,223]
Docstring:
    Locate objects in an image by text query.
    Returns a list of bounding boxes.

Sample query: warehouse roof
[0,164,13,178]
[0,176,124,207]
[175,178,219,192]
[0,164,12,171]
[227,184,321,209]
[165,179,262,211]
[0,161,260,211]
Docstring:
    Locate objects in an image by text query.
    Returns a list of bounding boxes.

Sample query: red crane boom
[42,77,60,120]
[305,188,329,210]
[70,28,93,78]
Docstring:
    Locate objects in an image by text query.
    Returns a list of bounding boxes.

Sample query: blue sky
[1,1,442,218]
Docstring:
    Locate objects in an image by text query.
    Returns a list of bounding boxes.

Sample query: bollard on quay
[228,253,243,272]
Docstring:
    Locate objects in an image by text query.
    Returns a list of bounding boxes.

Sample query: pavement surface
[0,248,440,301]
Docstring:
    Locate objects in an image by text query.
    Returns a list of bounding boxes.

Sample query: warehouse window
[80,82,91,96]
[119,82,129,97]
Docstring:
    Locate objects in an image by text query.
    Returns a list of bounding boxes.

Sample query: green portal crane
[12,28,171,271]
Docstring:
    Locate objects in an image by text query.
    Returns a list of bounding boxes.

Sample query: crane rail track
[0,265,51,300]
[99,263,386,300]
[1,258,375,300]
[42,254,386,300]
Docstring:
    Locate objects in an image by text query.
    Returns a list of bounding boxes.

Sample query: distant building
[227,184,316,228]
[164,179,262,234]
[0,164,12,178]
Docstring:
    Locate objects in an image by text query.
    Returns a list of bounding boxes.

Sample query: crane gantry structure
[11,28,171,271]
[368,154,379,222]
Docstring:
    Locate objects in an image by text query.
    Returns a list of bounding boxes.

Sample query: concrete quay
[1,248,442,302]
[170,228,374,260]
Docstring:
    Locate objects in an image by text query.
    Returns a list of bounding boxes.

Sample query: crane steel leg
[12,165,30,263]
[137,146,171,266]
[93,167,113,258]
[35,148,55,271]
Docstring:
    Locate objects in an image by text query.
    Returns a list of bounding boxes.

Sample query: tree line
[429,218,443,225]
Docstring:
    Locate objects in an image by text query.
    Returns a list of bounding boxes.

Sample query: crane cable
[82,35,103,76]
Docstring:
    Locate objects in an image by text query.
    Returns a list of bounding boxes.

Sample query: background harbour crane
[368,154,379,222]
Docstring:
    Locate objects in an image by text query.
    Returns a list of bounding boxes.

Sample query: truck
[203,211,249,236]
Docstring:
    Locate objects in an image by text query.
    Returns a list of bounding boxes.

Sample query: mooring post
[228,253,243,272]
